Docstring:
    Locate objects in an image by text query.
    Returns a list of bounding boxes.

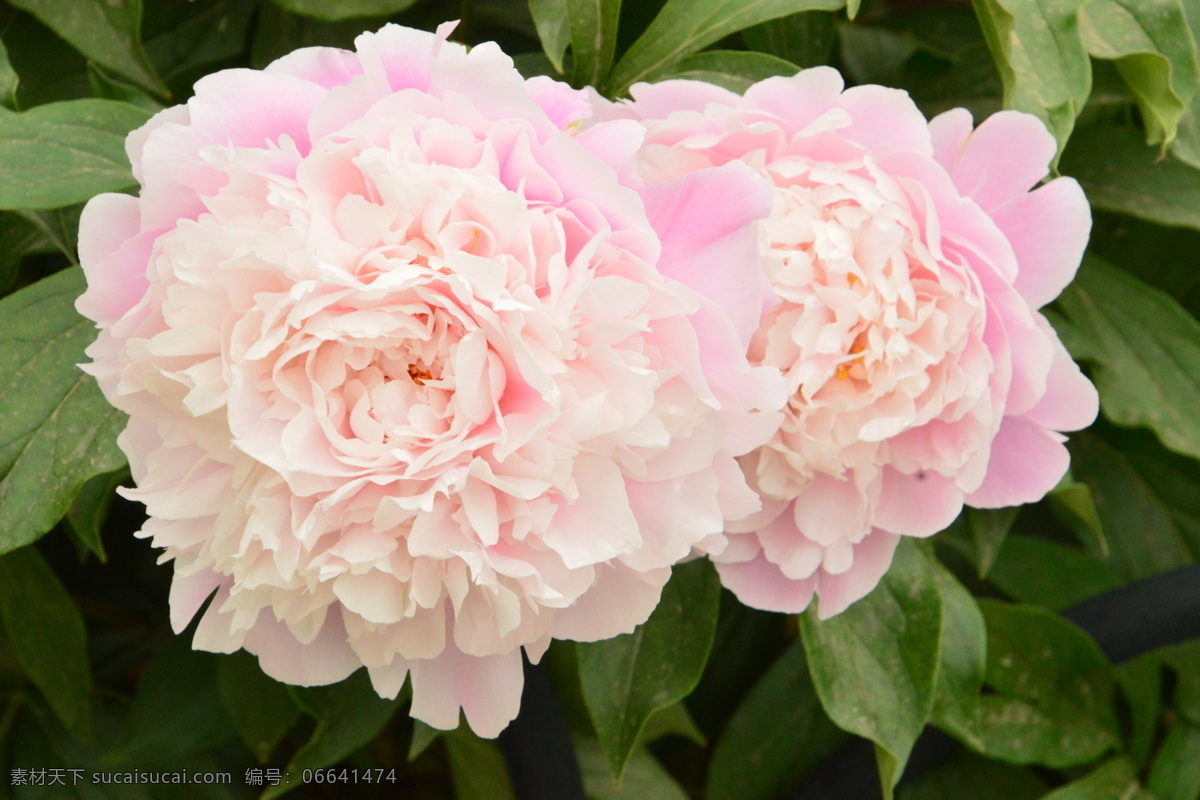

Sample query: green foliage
[654,50,801,93]
[217,652,301,764]
[270,0,419,22]
[577,560,720,782]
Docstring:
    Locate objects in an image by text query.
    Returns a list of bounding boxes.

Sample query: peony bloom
[599,68,1098,618]
[77,24,783,736]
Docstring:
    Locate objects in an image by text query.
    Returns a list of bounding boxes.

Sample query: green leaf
[577,560,720,782]
[64,469,126,561]
[408,720,441,761]
[652,50,800,93]
[567,0,623,88]
[250,4,389,69]
[706,640,844,800]
[1055,258,1200,461]
[1148,717,1200,800]
[742,10,838,67]
[967,506,1019,577]
[269,0,419,22]
[1116,654,1162,767]
[897,752,1048,800]
[529,0,571,74]
[16,204,84,266]
[0,100,152,210]
[987,536,1124,610]
[1047,481,1107,558]
[264,671,403,799]
[639,702,705,746]
[1061,123,1200,230]
[925,550,986,750]
[969,0,1092,155]
[0,40,18,110]
[605,0,846,96]
[217,651,301,764]
[6,0,167,98]
[0,547,91,735]
[976,601,1120,767]
[443,728,517,800]
[0,212,45,293]
[575,737,688,800]
[1040,758,1151,800]
[800,540,943,797]
[1078,0,1199,147]
[0,268,128,555]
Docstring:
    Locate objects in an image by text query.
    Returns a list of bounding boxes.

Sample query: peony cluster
[78,22,1096,736]
[598,69,1098,618]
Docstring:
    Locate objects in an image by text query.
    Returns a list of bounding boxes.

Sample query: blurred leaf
[575,737,688,800]
[967,506,1019,578]
[443,728,517,800]
[86,63,162,111]
[977,601,1120,767]
[0,268,127,556]
[1041,758,1152,799]
[606,0,846,96]
[110,638,236,764]
[0,40,17,109]
[838,23,919,85]
[800,540,942,797]
[1061,123,1200,229]
[567,0,622,88]
[265,671,402,798]
[1104,425,1200,555]
[1148,717,1200,800]
[897,752,1048,800]
[653,50,799,93]
[1166,641,1200,727]
[744,10,837,66]
[1078,0,1199,147]
[0,100,152,210]
[1055,258,1200,461]
[0,547,91,735]
[706,640,844,800]
[925,550,986,750]
[969,0,1091,155]
[7,0,167,98]
[639,702,704,746]
[577,560,720,781]
[0,212,45,293]
[144,0,257,91]
[269,0,418,21]
[1067,432,1195,579]
[408,720,441,761]
[1085,211,1200,318]
[529,0,571,73]
[250,4,388,69]
[1047,481,1107,557]
[987,536,1124,610]
[15,204,83,266]
[1116,653,1163,767]
[64,469,126,561]
[0,11,90,108]
[217,651,301,764]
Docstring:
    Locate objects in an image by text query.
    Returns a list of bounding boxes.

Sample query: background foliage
[0,0,1198,798]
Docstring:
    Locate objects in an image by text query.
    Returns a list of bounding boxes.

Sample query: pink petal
[715,550,818,614]
[265,45,365,88]
[76,193,153,327]
[875,467,964,537]
[992,177,1090,308]
[931,110,1057,213]
[967,416,1070,508]
[243,611,361,687]
[837,84,933,159]
[550,564,669,641]
[624,79,742,120]
[1024,334,1099,433]
[814,530,902,619]
[409,646,524,738]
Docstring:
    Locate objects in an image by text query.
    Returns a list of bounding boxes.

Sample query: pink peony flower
[77,23,783,736]
[598,68,1098,618]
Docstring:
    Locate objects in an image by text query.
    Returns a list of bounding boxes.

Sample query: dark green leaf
[408,719,440,761]
[6,0,167,97]
[1148,717,1200,800]
[1078,0,1199,147]
[1061,123,1200,230]
[577,560,720,781]
[800,540,943,796]
[987,536,1124,610]
[0,40,18,109]
[575,737,688,800]
[0,547,91,735]
[743,10,838,67]
[652,50,800,93]
[264,670,402,799]
[15,205,84,266]
[529,0,571,74]
[967,506,1019,578]
[605,0,846,96]
[64,469,126,561]
[0,212,45,293]
[925,550,986,750]
[706,640,844,800]
[269,0,419,21]
[1047,481,1107,557]
[969,0,1091,154]
[639,702,704,746]
[977,601,1119,767]
[897,752,1048,800]
[217,651,301,764]
[0,100,152,210]
[250,4,389,69]
[1116,653,1162,767]
[0,268,128,555]
[1041,758,1152,800]
[568,0,623,87]
[1055,258,1200,461]
[443,728,517,800]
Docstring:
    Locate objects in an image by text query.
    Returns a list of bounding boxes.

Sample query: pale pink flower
[77,24,783,736]
[600,68,1098,617]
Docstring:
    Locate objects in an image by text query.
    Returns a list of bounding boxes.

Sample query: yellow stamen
[408,364,432,385]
